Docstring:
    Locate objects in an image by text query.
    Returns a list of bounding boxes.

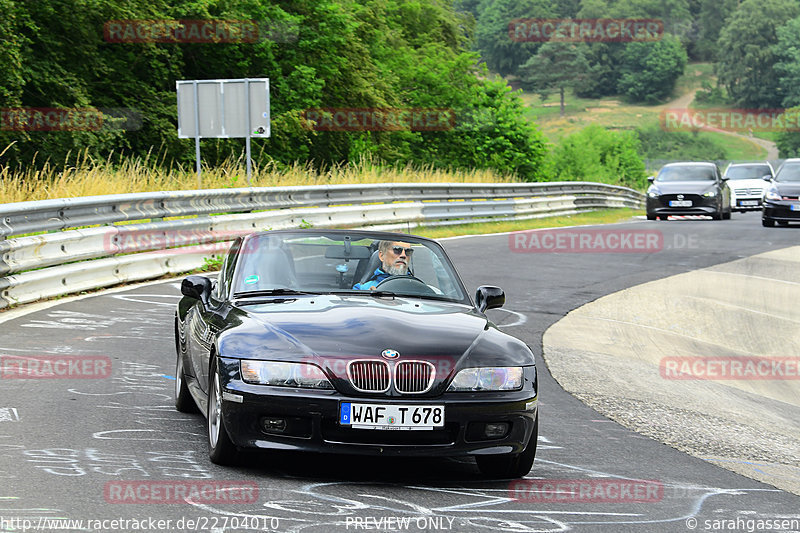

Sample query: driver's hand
[369,286,377,290]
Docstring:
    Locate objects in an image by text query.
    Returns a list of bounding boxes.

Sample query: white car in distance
[723,162,774,212]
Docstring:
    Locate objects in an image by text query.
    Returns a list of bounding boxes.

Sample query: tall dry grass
[0,144,515,204]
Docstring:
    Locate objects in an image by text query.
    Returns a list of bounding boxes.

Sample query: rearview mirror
[475,286,505,313]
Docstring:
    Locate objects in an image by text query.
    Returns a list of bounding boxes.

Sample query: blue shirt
[352,268,412,290]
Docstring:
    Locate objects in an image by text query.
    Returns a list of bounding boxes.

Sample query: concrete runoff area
[543,245,800,495]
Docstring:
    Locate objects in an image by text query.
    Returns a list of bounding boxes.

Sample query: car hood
[773,182,800,196]
[727,179,768,190]
[216,295,534,388]
[650,181,718,194]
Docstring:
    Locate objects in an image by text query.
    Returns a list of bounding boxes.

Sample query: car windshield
[775,164,800,182]
[656,166,716,182]
[231,231,468,303]
[725,165,771,180]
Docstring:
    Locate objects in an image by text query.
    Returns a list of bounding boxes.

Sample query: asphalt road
[1,211,798,533]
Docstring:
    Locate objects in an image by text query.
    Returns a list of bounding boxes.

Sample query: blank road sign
[177,78,270,138]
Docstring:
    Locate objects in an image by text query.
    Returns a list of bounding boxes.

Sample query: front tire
[207,361,238,465]
[762,218,775,227]
[646,213,656,221]
[476,419,538,479]
[175,352,198,413]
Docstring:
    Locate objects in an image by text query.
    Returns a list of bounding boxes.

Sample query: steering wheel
[374,275,436,295]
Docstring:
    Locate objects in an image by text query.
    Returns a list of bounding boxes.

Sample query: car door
[187,238,241,395]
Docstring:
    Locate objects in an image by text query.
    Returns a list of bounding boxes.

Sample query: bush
[636,124,727,161]
[544,125,646,189]
[694,81,729,105]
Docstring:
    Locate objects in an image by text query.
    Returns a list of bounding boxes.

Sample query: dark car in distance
[763,158,800,227]
[646,162,732,220]
[174,229,538,478]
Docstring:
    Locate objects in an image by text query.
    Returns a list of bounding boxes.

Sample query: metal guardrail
[0,182,644,308]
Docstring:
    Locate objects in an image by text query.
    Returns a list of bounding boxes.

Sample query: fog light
[484,422,509,439]
[261,417,287,434]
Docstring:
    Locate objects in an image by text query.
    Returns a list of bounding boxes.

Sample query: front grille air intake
[347,360,390,393]
[394,361,436,394]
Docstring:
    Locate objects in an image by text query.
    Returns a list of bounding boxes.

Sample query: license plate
[340,403,444,430]
[669,200,692,207]
[739,200,759,206]
[791,204,800,211]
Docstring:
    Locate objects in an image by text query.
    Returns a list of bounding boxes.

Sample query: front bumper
[731,196,763,210]
[646,195,719,216]
[216,358,538,457]
[763,200,800,222]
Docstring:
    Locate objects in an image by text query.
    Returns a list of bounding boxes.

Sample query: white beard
[386,264,408,275]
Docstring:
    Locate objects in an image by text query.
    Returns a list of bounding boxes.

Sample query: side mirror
[762,174,773,181]
[721,175,729,181]
[181,275,212,306]
[475,286,505,313]
[647,176,655,182]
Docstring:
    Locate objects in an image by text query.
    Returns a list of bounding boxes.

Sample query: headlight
[647,187,660,198]
[240,361,333,389]
[447,367,523,391]
[702,190,717,198]
[765,188,782,201]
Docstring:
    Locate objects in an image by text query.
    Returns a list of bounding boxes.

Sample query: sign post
[177,78,270,185]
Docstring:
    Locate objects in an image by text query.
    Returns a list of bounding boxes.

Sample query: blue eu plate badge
[340,403,351,424]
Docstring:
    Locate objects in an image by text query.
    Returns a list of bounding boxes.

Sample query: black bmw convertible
[174,229,538,478]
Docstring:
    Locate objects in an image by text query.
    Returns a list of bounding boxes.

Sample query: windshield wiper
[330,290,396,298]
[233,288,320,298]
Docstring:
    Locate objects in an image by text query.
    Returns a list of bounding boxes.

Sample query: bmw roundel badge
[381,349,400,360]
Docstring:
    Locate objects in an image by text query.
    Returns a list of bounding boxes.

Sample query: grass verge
[413,208,643,239]
[0,151,514,205]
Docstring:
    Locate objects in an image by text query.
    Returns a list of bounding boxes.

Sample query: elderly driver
[352,240,414,290]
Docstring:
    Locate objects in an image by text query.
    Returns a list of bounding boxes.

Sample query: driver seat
[355,251,382,285]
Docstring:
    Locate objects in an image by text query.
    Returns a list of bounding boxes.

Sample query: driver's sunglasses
[391,246,414,256]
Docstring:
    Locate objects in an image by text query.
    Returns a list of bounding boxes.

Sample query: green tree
[774,17,800,108]
[0,0,26,106]
[716,0,799,109]
[518,41,590,116]
[617,34,687,104]
[474,0,553,77]
[774,107,800,157]
[572,0,691,99]
[693,0,737,60]
[1,0,550,182]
